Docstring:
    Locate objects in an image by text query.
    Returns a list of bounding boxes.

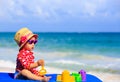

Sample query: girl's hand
[42,76,51,82]
[37,59,44,66]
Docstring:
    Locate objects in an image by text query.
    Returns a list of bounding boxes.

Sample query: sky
[0,0,120,32]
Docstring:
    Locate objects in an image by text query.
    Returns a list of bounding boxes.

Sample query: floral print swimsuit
[14,49,39,79]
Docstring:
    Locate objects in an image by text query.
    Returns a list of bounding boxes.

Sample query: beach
[0,32,120,82]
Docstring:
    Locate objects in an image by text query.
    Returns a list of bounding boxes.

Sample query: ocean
[0,32,120,74]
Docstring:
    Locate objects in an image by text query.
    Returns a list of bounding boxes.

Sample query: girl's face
[23,37,37,51]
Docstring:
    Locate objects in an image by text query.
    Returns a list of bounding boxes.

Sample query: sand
[88,72,120,82]
[0,67,120,82]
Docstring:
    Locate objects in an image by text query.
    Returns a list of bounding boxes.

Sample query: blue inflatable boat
[0,72,102,82]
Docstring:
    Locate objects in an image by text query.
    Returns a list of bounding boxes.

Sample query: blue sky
[0,0,120,32]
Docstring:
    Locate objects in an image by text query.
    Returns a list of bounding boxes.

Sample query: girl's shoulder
[18,49,33,57]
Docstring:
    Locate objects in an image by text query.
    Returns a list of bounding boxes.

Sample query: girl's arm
[30,59,44,69]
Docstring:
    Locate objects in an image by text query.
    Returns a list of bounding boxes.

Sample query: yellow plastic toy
[62,70,70,82]
[57,74,61,81]
[57,70,75,82]
[39,66,47,76]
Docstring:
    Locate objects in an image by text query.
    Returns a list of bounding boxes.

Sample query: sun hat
[14,28,38,50]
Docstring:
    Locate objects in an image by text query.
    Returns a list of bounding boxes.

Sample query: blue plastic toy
[0,72,102,82]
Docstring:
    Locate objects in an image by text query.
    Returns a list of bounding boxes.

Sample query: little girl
[14,28,51,81]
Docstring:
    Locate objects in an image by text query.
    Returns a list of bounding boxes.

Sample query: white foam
[0,60,16,68]
[53,59,85,66]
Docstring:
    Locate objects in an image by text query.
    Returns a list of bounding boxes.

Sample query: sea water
[0,32,120,74]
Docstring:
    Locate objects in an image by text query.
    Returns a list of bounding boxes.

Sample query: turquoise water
[0,32,120,74]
